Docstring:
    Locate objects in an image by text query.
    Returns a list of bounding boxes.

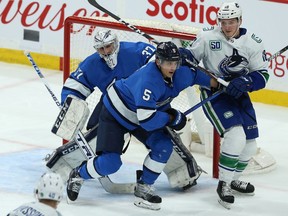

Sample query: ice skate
[217,181,234,209]
[134,170,162,210]
[231,180,255,195]
[134,181,162,210]
[66,168,83,202]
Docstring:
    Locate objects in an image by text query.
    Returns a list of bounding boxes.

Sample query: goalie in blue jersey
[66,41,219,210]
[48,29,155,175]
[61,29,155,130]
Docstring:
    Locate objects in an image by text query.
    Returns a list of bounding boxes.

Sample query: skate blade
[134,197,161,211]
[218,199,232,209]
[98,176,135,194]
[232,190,255,196]
[66,196,76,204]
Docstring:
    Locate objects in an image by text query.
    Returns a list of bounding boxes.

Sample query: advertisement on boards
[0,0,287,96]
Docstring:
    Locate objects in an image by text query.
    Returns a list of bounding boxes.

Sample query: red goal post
[63,15,221,178]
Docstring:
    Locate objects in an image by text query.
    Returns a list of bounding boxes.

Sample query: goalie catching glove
[51,95,90,141]
[166,108,187,131]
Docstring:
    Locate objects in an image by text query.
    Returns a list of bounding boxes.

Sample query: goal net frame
[62,16,276,179]
[63,15,221,179]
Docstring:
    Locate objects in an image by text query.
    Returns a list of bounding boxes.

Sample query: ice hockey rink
[0,61,288,216]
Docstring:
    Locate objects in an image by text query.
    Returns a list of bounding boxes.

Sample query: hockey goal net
[63,16,276,178]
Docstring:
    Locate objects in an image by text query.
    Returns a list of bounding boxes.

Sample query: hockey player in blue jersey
[50,29,155,167]
[61,29,155,130]
[48,28,204,195]
[66,41,219,210]
[182,2,269,209]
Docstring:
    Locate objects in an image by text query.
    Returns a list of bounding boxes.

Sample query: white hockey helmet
[93,29,120,69]
[217,2,242,20]
[34,172,64,202]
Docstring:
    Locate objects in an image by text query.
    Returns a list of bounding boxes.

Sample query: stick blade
[98,176,136,194]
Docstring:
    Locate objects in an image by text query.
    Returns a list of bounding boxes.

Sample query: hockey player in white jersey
[181,1,269,209]
[7,172,64,216]
[65,41,219,210]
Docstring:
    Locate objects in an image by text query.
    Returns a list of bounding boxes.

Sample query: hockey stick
[90,0,288,193]
[24,51,118,191]
[87,0,156,44]
[87,0,229,87]
[96,44,288,193]
[93,90,223,194]
[24,51,95,159]
[183,89,223,116]
[267,45,288,61]
[86,0,228,193]
[23,51,162,194]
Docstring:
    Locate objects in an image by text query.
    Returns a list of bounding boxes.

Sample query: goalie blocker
[51,95,90,141]
[46,124,203,192]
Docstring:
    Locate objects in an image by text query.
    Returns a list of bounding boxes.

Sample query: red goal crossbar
[63,16,221,178]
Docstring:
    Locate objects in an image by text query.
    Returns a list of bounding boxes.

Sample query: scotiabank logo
[146,0,219,25]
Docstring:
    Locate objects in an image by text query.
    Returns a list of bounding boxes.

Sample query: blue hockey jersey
[104,62,211,131]
[61,41,155,104]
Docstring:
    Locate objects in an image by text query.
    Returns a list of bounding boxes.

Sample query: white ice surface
[0,62,288,216]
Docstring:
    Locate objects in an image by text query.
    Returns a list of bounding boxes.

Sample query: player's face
[97,43,115,56]
[158,60,179,79]
[219,18,241,39]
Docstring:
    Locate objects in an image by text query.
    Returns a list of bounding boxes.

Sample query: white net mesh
[64,16,276,176]
[65,16,213,152]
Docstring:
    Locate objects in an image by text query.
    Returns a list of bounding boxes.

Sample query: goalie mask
[93,30,120,69]
[34,172,64,202]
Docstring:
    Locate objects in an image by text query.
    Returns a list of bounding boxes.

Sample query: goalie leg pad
[46,126,98,181]
[164,127,203,189]
[164,150,200,189]
[51,95,90,141]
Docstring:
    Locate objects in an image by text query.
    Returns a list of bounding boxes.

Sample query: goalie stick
[24,51,95,159]
[24,51,118,192]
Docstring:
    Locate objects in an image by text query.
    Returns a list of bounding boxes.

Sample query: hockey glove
[179,47,194,67]
[225,76,253,99]
[166,108,187,131]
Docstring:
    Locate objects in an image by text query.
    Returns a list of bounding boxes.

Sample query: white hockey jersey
[188,26,268,80]
[7,202,62,216]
